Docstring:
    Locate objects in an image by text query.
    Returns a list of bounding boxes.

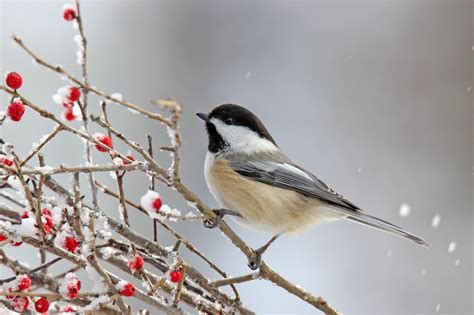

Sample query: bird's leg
[203,208,242,229]
[248,233,281,270]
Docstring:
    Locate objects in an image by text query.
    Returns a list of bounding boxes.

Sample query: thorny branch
[0,2,339,315]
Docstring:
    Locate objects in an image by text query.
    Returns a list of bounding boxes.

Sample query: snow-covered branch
[0,2,338,314]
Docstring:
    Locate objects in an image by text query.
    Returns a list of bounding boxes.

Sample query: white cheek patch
[211,118,277,154]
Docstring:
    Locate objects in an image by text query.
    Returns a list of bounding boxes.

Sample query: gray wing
[228,158,430,247]
[228,159,361,211]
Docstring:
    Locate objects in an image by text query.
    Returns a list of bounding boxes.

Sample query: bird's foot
[247,251,262,270]
[203,208,241,229]
[247,234,281,270]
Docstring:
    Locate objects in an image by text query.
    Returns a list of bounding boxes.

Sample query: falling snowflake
[448,242,457,253]
[431,214,441,228]
[421,268,427,276]
[245,72,252,79]
[435,304,440,312]
[399,203,411,217]
[454,259,460,267]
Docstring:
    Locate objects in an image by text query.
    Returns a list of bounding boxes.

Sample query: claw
[203,209,224,229]
[247,252,262,270]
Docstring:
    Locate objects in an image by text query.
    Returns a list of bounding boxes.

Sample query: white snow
[83,295,110,311]
[431,214,441,228]
[86,264,108,292]
[115,280,129,291]
[37,165,54,175]
[399,203,411,217]
[448,242,457,253]
[14,217,38,238]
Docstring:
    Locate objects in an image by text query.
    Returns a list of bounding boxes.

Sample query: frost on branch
[0,1,339,314]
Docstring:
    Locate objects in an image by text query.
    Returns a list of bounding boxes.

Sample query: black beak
[196,112,210,122]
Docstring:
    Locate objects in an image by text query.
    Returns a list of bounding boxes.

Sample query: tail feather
[342,210,431,248]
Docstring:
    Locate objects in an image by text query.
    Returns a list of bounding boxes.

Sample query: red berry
[68,86,81,102]
[128,254,144,272]
[35,297,49,313]
[11,241,22,247]
[59,305,76,313]
[42,208,54,234]
[152,197,162,212]
[42,208,52,216]
[7,100,26,122]
[122,155,136,165]
[0,156,13,166]
[63,7,76,21]
[17,275,32,290]
[64,236,78,252]
[64,108,76,121]
[11,296,29,312]
[21,211,29,219]
[5,72,23,90]
[94,134,113,152]
[0,234,7,241]
[118,282,135,297]
[170,270,182,283]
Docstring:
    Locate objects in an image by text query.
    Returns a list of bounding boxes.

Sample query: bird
[196,104,430,269]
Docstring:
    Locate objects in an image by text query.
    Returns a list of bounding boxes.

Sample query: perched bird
[197,104,429,269]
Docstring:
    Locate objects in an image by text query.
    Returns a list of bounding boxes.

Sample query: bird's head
[197,104,277,155]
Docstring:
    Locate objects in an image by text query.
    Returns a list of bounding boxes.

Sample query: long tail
[340,210,430,247]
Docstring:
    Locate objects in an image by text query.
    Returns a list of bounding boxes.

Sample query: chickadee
[197,104,429,269]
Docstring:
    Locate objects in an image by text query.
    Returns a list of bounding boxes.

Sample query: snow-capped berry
[62,4,76,21]
[42,208,54,234]
[35,297,49,313]
[94,133,113,152]
[122,155,136,165]
[0,156,13,166]
[127,254,144,272]
[68,86,81,102]
[11,296,29,312]
[7,100,26,122]
[0,234,7,241]
[170,270,182,283]
[116,281,135,297]
[63,108,76,121]
[64,236,79,253]
[59,305,77,313]
[59,273,81,300]
[42,208,52,216]
[140,190,162,213]
[5,72,23,90]
[17,274,32,290]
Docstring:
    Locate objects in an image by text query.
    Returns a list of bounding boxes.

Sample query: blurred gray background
[1,0,472,314]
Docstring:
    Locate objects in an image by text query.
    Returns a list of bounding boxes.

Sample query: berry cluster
[4,275,32,312]
[5,72,26,122]
[53,85,81,121]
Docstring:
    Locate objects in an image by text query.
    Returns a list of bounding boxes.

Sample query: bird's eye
[225,117,234,124]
